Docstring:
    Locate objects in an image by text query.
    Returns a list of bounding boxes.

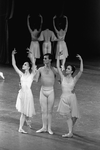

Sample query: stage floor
[0,64,100,150]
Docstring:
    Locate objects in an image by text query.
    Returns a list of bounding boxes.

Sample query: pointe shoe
[48,129,53,135]
[36,128,47,133]
[18,128,27,134]
[62,132,73,138]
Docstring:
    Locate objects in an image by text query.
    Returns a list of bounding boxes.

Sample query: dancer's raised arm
[12,49,23,77]
[27,15,33,35]
[53,15,59,34]
[27,15,38,39]
[57,54,63,80]
[74,54,83,83]
[27,48,37,74]
[38,14,43,33]
[63,15,68,32]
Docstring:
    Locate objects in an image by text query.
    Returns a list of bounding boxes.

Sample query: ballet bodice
[61,76,75,93]
[20,74,34,89]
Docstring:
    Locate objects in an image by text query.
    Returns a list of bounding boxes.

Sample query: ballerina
[12,48,36,133]
[57,53,83,137]
[53,15,69,71]
[27,14,43,62]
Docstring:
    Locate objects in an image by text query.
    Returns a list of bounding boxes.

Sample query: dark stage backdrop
[0,0,100,65]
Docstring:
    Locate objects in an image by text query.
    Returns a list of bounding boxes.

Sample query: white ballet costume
[42,41,51,54]
[16,73,36,117]
[56,40,68,59]
[29,41,40,58]
[57,76,80,119]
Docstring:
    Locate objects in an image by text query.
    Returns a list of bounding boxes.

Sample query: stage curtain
[0,0,14,64]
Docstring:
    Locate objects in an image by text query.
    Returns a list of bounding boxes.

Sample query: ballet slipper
[62,132,73,138]
[48,129,53,135]
[36,128,47,133]
[18,128,27,134]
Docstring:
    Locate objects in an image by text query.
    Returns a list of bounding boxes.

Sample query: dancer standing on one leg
[57,53,83,137]
[34,53,57,134]
[53,15,69,71]
[27,14,43,61]
[12,49,36,133]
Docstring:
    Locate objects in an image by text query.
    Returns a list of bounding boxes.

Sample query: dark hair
[66,64,76,75]
[28,61,32,73]
[23,60,32,73]
[71,65,76,75]
[43,53,53,61]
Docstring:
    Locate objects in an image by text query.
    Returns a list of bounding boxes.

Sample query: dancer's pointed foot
[36,128,47,133]
[62,132,73,138]
[48,129,53,135]
[18,128,27,134]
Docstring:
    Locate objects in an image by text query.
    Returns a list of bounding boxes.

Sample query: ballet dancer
[53,15,69,71]
[57,53,83,137]
[27,14,43,61]
[12,48,36,133]
[35,53,58,135]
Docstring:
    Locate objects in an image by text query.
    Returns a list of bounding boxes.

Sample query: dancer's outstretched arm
[27,15,42,40]
[53,15,59,35]
[27,15,33,34]
[38,14,43,33]
[27,48,37,74]
[37,15,44,41]
[57,54,63,80]
[63,15,68,33]
[74,54,83,83]
[12,49,23,77]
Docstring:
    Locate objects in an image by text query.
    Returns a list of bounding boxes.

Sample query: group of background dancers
[11,14,83,138]
[27,14,69,71]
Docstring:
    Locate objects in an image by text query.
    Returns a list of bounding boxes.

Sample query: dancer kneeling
[57,53,83,137]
